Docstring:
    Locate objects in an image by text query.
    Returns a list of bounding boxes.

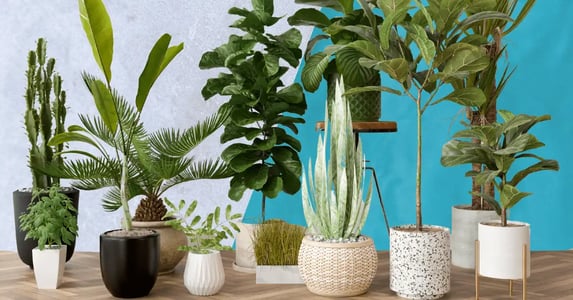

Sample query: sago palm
[49,79,232,221]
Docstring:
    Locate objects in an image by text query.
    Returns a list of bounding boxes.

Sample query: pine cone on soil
[133,196,168,221]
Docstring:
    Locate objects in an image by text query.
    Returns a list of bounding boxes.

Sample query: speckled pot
[478,221,530,280]
[451,205,498,269]
[390,225,451,300]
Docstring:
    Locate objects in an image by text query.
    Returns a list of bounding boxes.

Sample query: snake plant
[301,77,372,240]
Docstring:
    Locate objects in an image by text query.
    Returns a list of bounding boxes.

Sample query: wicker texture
[298,236,378,297]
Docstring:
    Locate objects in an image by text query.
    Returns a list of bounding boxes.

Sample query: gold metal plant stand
[475,240,528,300]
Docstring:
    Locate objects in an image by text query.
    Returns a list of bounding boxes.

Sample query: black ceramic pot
[100,229,160,298]
[13,188,80,268]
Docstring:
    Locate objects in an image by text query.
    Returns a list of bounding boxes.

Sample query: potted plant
[46,0,183,297]
[340,0,512,298]
[13,37,80,268]
[441,110,559,281]
[298,78,377,297]
[164,198,242,296]
[449,0,537,269]
[18,185,78,289]
[199,0,307,273]
[288,0,392,121]
[253,219,306,284]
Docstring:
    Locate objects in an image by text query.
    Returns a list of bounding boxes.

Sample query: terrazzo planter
[132,220,187,274]
[390,225,450,300]
[184,251,225,296]
[298,236,378,297]
[451,205,498,269]
[233,221,257,273]
[478,221,530,280]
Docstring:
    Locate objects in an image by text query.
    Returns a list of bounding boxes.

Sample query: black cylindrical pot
[13,188,80,268]
[100,229,160,298]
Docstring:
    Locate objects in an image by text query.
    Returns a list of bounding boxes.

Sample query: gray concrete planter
[451,205,498,269]
[390,225,450,300]
[256,265,303,284]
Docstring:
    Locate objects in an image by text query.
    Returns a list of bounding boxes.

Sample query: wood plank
[0,251,572,299]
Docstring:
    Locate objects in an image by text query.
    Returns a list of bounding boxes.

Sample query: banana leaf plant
[199,0,307,221]
[47,0,183,231]
[441,110,559,226]
[450,0,537,210]
[337,0,514,230]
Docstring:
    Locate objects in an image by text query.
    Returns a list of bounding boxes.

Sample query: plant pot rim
[391,224,450,234]
[131,219,171,228]
[302,235,373,248]
[453,204,496,211]
[189,250,220,256]
[13,186,79,194]
[479,220,530,228]
[33,245,67,251]
[101,229,159,240]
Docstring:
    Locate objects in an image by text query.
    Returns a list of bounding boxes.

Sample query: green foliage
[19,186,78,250]
[301,78,372,240]
[441,110,559,225]
[24,38,67,190]
[253,219,306,265]
[47,0,183,230]
[199,0,307,210]
[164,198,242,254]
[288,0,387,93]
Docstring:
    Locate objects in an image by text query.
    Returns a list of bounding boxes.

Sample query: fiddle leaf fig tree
[345,0,512,230]
[441,110,559,226]
[200,0,307,221]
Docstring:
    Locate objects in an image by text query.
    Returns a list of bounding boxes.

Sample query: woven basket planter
[298,235,378,297]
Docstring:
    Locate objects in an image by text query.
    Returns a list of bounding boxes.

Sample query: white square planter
[256,265,303,284]
[32,245,66,289]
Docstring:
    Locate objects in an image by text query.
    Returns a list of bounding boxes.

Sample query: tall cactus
[24,38,67,190]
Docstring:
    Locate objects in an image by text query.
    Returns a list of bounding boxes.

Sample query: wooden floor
[1,251,572,299]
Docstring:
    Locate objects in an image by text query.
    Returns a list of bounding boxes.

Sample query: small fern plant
[301,77,373,241]
[19,185,78,250]
[163,198,242,254]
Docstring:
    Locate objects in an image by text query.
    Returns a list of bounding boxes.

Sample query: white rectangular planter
[256,265,303,284]
[32,245,66,289]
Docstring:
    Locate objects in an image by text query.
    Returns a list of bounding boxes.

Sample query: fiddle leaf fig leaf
[244,165,269,190]
[500,184,531,210]
[287,8,331,28]
[510,160,559,187]
[434,87,486,107]
[406,24,436,66]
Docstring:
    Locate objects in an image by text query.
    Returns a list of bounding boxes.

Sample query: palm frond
[161,159,233,193]
[148,108,229,158]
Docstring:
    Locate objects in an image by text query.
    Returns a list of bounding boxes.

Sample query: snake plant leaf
[79,0,113,83]
[434,87,486,107]
[136,34,183,112]
[82,74,117,134]
[287,8,331,28]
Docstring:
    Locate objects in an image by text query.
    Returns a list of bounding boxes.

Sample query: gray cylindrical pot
[390,225,450,300]
[451,205,498,269]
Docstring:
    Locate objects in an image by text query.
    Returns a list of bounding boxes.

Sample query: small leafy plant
[19,186,78,250]
[164,199,242,254]
[301,78,372,241]
[253,219,306,265]
[441,110,559,226]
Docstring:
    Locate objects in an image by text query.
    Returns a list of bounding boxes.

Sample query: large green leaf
[500,184,531,209]
[136,34,183,112]
[252,0,274,14]
[452,11,513,35]
[79,0,113,83]
[287,8,331,28]
[301,53,330,92]
[244,164,269,190]
[440,140,491,167]
[434,87,486,107]
[82,74,118,134]
[509,159,559,187]
[406,24,436,66]
[48,132,102,151]
[336,46,377,86]
[362,57,409,83]
[441,48,489,79]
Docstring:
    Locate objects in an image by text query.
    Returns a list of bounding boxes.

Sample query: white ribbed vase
[451,205,498,269]
[183,251,225,296]
[478,221,530,280]
[390,225,451,299]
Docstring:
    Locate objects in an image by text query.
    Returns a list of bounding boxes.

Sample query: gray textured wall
[0,0,312,251]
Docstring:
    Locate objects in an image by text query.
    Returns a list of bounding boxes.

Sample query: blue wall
[243,1,573,251]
